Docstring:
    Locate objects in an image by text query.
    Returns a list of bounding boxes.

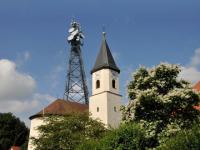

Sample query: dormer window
[96,80,100,89]
[112,79,116,89]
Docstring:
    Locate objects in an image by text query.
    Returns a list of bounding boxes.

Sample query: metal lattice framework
[64,21,89,104]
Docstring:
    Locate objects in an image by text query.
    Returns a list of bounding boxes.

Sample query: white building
[28,99,88,150]
[28,32,122,150]
[89,33,122,128]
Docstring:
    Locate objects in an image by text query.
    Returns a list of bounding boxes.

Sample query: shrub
[77,123,146,150]
[158,124,200,150]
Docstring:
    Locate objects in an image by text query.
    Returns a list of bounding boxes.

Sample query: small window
[97,107,99,112]
[96,80,100,89]
[112,80,116,89]
[114,106,117,112]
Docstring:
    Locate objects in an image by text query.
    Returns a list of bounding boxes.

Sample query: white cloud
[0,59,36,100]
[0,99,39,113]
[24,51,31,61]
[179,48,200,84]
[190,48,200,67]
[0,92,56,126]
[49,65,65,88]
[0,93,56,126]
[0,93,56,113]
[0,59,56,126]
[16,51,31,66]
[32,93,56,103]
[179,66,200,84]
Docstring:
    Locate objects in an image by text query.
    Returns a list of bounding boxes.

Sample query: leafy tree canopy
[157,124,200,150]
[77,123,147,150]
[122,63,200,148]
[31,113,107,150]
[0,113,29,150]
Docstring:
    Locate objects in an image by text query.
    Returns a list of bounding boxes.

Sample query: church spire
[91,32,120,74]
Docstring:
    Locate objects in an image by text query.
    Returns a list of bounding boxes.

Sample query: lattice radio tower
[64,21,89,104]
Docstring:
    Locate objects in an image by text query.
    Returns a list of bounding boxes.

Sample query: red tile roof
[193,81,200,111]
[10,146,20,150]
[193,81,200,92]
[193,105,200,110]
[30,99,88,120]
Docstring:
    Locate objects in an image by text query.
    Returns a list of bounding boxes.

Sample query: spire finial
[102,25,106,39]
[102,31,106,39]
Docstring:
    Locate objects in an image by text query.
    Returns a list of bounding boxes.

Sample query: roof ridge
[29,99,88,120]
[104,39,109,65]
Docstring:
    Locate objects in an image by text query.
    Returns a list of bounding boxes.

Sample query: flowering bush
[122,63,200,148]
[157,124,200,150]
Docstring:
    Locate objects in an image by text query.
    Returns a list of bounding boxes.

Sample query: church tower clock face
[95,72,100,79]
[111,70,118,79]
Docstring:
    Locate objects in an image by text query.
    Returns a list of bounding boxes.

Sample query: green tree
[122,63,200,148]
[158,124,200,150]
[31,113,106,150]
[99,123,146,150]
[0,113,29,150]
[77,123,146,150]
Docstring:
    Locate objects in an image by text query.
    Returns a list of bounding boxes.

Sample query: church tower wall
[89,33,122,128]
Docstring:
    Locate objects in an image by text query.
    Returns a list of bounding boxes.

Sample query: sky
[0,0,200,126]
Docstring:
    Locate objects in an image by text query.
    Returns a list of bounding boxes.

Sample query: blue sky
[0,0,200,125]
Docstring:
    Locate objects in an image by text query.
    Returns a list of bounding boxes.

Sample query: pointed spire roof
[91,33,120,74]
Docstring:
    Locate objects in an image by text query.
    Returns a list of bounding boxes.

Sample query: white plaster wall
[89,92,122,128]
[90,68,121,128]
[89,92,108,125]
[107,93,122,128]
[28,118,44,150]
[109,72,119,94]
[92,69,119,95]
[92,69,109,95]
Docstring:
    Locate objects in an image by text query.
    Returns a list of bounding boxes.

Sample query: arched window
[97,107,99,112]
[114,106,117,112]
[96,80,100,89]
[112,79,116,89]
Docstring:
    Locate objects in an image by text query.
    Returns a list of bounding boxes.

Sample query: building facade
[89,33,122,128]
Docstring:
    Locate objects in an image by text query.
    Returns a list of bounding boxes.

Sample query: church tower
[89,32,122,128]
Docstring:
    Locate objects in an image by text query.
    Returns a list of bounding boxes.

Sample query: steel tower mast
[64,21,89,104]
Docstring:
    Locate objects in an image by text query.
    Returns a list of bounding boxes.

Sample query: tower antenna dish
[64,21,89,104]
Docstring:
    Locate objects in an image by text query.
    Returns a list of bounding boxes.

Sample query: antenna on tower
[64,20,89,104]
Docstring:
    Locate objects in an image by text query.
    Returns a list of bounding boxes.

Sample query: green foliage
[158,124,200,150]
[76,140,100,150]
[0,113,29,150]
[20,140,28,150]
[31,113,106,150]
[100,123,146,150]
[122,63,200,148]
[77,123,146,150]
[30,63,200,149]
